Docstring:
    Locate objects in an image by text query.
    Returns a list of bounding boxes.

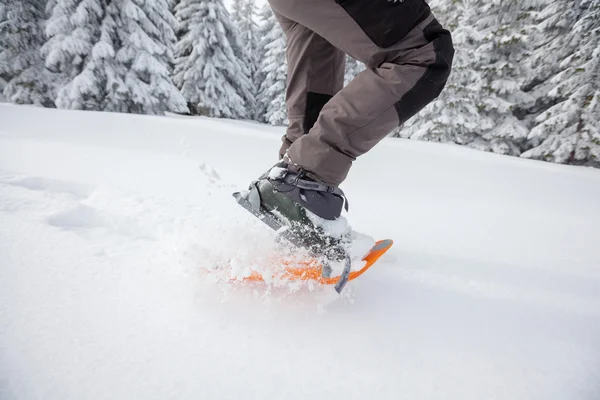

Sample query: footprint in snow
[198,162,221,183]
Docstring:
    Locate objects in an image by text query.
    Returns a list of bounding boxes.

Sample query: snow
[1,104,600,399]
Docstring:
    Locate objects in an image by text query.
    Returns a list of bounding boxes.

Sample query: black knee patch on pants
[335,0,431,48]
[394,19,454,125]
[304,92,333,134]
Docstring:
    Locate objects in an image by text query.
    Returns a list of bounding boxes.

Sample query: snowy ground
[1,104,599,400]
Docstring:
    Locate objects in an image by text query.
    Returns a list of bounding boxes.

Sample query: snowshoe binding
[233,161,353,292]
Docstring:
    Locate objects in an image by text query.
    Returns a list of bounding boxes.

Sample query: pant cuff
[287,142,353,187]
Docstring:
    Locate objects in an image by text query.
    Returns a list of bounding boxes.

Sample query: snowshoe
[231,161,393,293]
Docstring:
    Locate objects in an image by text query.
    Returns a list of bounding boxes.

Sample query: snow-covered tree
[43,0,107,110]
[231,0,259,118]
[173,0,253,118]
[102,0,187,115]
[0,0,55,106]
[521,0,600,166]
[255,4,287,125]
[460,0,535,155]
[230,0,258,59]
[45,0,186,115]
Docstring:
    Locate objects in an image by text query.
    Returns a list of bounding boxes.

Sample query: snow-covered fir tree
[230,0,258,59]
[230,0,259,118]
[45,0,186,115]
[43,0,108,110]
[521,0,600,166]
[255,4,287,125]
[0,0,55,106]
[173,0,253,118]
[230,0,258,52]
[101,0,187,115]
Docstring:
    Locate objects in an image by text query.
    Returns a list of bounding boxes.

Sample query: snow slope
[1,104,599,400]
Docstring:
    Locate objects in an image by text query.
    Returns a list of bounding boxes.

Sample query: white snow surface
[1,104,600,399]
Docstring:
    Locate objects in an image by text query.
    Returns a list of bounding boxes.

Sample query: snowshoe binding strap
[271,168,349,212]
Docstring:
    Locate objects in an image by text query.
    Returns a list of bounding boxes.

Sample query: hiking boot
[252,161,349,259]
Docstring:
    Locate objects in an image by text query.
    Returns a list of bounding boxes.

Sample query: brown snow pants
[270,0,454,186]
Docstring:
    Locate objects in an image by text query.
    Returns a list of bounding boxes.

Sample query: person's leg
[272,11,346,159]
[269,0,454,186]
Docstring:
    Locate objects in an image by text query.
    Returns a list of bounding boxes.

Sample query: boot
[253,161,349,259]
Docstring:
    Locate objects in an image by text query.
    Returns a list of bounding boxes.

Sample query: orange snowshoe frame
[240,239,393,285]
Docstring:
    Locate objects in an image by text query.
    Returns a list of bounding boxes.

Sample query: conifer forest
[1,0,598,166]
